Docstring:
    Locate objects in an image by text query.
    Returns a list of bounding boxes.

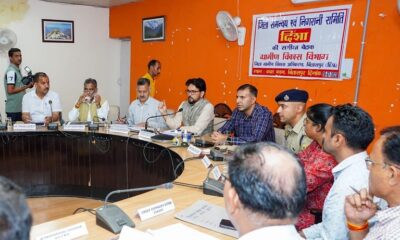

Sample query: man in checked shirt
[211,84,275,145]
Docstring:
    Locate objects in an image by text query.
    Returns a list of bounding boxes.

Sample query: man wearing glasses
[345,126,400,239]
[301,104,382,240]
[159,78,214,136]
[68,78,109,122]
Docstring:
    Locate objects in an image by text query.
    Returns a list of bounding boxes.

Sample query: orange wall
[110,0,400,131]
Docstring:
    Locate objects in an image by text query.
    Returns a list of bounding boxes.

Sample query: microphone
[93,116,106,122]
[48,100,53,123]
[203,163,226,197]
[144,108,183,131]
[47,100,58,130]
[96,182,173,233]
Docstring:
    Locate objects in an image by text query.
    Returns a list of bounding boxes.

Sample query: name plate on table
[201,155,212,168]
[63,124,85,131]
[138,130,155,139]
[13,124,36,131]
[137,198,175,221]
[187,144,202,155]
[36,222,88,240]
[110,124,129,134]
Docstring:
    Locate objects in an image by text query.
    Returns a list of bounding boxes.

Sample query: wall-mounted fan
[0,28,17,55]
[216,11,246,46]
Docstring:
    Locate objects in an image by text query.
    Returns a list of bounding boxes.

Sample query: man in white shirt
[22,72,62,125]
[159,78,214,136]
[301,104,376,240]
[126,78,166,129]
[68,78,109,122]
[224,142,306,240]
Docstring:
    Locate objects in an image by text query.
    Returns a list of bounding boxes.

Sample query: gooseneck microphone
[95,182,173,233]
[104,182,173,204]
[93,116,106,122]
[144,108,183,130]
[48,100,53,123]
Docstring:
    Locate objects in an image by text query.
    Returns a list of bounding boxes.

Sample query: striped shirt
[365,205,400,240]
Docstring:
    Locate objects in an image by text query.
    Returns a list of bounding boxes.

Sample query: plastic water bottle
[182,129,189,144]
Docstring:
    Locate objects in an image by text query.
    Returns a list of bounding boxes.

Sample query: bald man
[224,142,306,239]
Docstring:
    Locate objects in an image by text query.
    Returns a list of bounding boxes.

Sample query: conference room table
[0,126,234,239]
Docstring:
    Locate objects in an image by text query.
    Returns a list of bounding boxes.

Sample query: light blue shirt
[127,97,167,129]
[303,151,369,240]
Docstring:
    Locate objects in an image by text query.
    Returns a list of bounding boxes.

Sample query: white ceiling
[40,0,140,8]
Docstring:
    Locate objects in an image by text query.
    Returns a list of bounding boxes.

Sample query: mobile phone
[219,219,236,231]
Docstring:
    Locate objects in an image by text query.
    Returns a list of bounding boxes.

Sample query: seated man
[211,84,274,145]
[0,176,32,240]
[345,126,400,239]
[22,72,62,124]
[301,104,379,239]
[68,78,109,122]
[275,89,312,153]
[127,78,166,129]
[159,78,214,136]
[224,142,306,239]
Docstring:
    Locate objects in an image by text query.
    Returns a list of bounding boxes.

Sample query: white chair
[108,105,120,123]
[213,117,227,131]
[274,127,285,146]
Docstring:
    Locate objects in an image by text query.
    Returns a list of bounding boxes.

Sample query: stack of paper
[175,200,239,238]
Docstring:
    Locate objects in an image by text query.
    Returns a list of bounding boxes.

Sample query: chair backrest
[214,103,232,119]
[274,127,285,146]
[108,105,120,123]
[213,117,227,131]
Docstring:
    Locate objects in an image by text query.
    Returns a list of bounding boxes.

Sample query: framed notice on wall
[249,5,352,80]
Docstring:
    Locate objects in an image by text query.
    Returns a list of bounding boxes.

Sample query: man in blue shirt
[126,78,166,129]
[211,84,274,145]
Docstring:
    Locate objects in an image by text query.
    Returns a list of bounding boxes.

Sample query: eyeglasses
[186,90,200,95]
[365,156,400,170]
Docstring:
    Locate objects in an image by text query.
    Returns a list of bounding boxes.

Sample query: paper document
[119,226,154,240]
[119,223,219,240]
[150,223,219,240]
[175,200,239,238]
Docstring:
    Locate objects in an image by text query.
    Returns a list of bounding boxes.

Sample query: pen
[349,186,381,210]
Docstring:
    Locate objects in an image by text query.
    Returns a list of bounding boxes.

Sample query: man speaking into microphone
[22,72,62,125]
[124,78,167,129]
[159,78,214,136]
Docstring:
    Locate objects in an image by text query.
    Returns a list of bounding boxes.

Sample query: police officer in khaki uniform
[275,89,312,153]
